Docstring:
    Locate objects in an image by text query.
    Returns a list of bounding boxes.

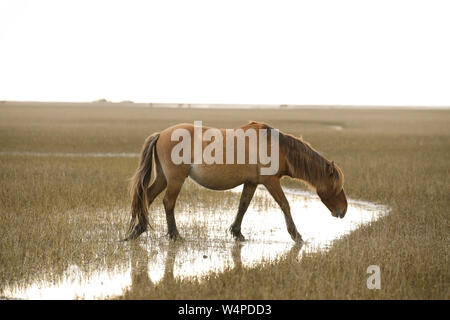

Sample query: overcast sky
[1,0,449,106]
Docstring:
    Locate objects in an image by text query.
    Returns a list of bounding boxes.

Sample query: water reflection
[123,241,304,297]
[1,187,388,299]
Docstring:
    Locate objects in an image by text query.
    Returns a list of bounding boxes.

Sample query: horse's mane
[246,121,341,192]
[278,131,334,190]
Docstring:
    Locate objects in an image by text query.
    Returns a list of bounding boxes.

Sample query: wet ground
[2,186,389,299]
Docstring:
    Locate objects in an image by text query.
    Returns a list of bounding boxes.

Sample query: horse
[125,121,347,244]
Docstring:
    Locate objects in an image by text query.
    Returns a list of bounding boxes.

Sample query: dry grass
[0,102,449,299]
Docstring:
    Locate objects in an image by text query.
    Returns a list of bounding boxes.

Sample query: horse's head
[317,161,347,218]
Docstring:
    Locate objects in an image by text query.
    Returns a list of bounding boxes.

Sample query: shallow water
[0,151,139,158]
[328,125,343,131]
[2,186,389,299]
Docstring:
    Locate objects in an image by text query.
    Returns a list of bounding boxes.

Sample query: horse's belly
[188,164,257,190]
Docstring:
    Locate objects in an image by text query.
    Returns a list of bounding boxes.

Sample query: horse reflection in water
[123,242,303,297]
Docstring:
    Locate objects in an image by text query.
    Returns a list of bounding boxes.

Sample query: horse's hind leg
[230,183,257,241]
[263,177,303,244]
[146,158,167,207]
[163,177,185,241]
[142,173,167,228]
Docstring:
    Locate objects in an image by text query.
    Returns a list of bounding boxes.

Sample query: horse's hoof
[293,234,304,245]
[169,232,183,242]
[122,233,136,242]
[229,227,245,242]
[231,231,245,242]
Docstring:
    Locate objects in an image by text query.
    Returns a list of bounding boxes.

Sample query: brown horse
[125,121,347,244]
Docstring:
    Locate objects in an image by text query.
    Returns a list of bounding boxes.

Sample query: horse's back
[155,122,278,189]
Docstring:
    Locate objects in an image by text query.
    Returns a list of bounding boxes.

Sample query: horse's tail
[125,132,160,240]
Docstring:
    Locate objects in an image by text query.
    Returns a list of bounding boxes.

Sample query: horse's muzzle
[321,188,348,219]
[337,207,347,219]
[331,207,346,219]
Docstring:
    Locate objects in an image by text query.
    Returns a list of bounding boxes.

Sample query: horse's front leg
[262,177,303,244]
[230,183,257,241]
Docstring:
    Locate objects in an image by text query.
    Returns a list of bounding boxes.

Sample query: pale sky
[0,0,449,106]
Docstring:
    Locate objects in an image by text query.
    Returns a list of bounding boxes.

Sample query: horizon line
[1,100,450,109]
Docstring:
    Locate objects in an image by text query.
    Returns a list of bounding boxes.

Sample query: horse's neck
[283,136,327,189]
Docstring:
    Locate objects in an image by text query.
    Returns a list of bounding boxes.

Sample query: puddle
[328,125,343,131]
[1,186,389,299]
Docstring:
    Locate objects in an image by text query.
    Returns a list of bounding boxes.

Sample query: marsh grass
[0,103,449,299]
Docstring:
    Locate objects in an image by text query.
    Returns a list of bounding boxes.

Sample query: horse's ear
[328,161,335,177]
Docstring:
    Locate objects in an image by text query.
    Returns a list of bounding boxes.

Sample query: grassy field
[0,102,449,299]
